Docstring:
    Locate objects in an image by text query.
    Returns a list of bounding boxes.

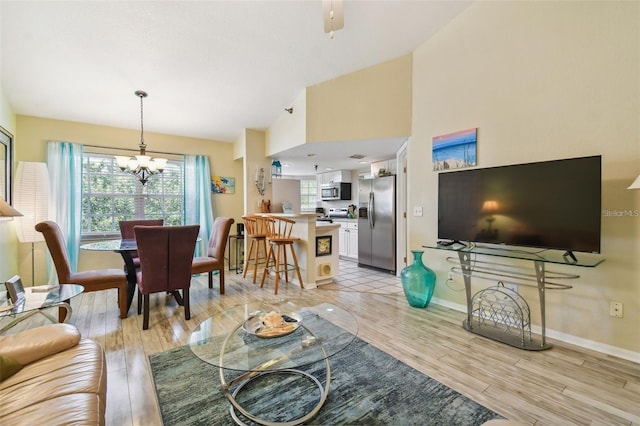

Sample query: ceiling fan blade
[323,0,344,33]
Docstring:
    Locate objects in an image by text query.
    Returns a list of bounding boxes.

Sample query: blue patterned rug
[149,329,503,425]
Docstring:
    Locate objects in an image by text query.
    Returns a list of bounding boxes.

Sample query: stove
[316,217,334,223]
[328,208,349,218]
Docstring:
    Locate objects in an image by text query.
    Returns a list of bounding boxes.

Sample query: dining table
[80,239,140,313]
[80,237,201,315]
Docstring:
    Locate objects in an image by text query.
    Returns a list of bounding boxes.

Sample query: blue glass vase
[401,250,436,308]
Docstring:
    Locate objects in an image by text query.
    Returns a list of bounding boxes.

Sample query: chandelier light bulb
[154,158,168,171]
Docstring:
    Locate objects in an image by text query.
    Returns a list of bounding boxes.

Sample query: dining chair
[260,216,304,294]
[191,217,234,293]
[242,215,269,283]
[35,220,129,319]
[118,219,164,268]
[134,224,199,330]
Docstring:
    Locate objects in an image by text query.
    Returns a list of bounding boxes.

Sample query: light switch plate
[413,206,423,216]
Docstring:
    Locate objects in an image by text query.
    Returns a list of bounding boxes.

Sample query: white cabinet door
[338,227,348,257]
[347,229,358,259]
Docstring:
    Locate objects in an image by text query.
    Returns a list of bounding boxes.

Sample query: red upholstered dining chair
[35,221,129,319]
[118,219,164,268]
[191,217,235,293]
[134,224,199,330]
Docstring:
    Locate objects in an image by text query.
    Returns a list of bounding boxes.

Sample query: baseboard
[431,297,640,363]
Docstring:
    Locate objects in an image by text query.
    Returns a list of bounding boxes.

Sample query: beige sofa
[0,323,106,425]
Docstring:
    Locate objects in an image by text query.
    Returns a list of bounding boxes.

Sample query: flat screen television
[437,155,601,255]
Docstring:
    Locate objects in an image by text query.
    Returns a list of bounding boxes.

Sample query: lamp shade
[14,162,50,243]
[628,174,640,190]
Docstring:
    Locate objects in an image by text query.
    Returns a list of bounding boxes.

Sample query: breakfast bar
[260,213,340,288]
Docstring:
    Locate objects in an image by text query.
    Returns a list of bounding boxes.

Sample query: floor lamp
[14,162,50,285]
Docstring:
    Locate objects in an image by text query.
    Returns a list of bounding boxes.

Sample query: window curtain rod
[81,143,184,157]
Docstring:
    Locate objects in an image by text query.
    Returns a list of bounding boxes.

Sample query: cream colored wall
[266,91,306,156]
[14,115,243,281]
[305,54,412,143]
[410,1,640,354]
[243,129,271,214]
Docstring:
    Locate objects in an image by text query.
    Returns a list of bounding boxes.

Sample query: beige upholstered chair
[191,217,235,293]
[260,216,304,294]
[35,220,129,319]
[134,225,199,330]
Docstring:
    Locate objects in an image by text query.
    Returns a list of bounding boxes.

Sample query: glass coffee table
[0,284,84,334]
[189,299,358,425]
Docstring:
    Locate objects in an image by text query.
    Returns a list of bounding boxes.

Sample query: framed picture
[432,127,477,171]
[5,275,25,304]
[316,236,332,257]
[0,127,14,203]
[211,176,235,194]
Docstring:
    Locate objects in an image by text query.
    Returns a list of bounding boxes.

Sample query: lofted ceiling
[1,0,470,175]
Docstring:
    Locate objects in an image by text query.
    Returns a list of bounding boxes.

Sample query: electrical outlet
[609,301,623,318]
[413,206,423,217]
[505,283,518,292]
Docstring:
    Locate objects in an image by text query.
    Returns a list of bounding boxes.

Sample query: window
[300,178,317,211]
[81,153,184,237]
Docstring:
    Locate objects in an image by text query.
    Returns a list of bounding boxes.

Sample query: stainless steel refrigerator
[358,175,396,273]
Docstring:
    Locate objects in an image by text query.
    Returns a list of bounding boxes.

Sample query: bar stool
[242,215,268,283]
[260,216,304,294]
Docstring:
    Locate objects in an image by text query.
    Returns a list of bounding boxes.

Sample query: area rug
[149,330,503,425]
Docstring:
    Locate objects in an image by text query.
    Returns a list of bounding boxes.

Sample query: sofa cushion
[0,339,106,419]
[0,323,80,365]
[1,392,105,426]
[0,355,23,381]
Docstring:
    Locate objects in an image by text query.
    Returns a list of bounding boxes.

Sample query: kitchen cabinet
[371,159,397,177]
[319,170,352,185]
[338,222,358,259]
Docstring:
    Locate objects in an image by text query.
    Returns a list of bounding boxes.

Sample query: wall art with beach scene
[432,128,477,171]
[211,176,235,194]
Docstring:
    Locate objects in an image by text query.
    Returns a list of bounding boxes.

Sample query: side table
[0,284,84,334]
[227,234,244,274]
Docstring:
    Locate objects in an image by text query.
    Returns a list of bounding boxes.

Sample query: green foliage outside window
[81,153,184,236]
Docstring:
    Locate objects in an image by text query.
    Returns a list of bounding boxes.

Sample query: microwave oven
[321,182,352,201]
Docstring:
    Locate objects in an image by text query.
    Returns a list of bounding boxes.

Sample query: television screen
[437,155,601,253]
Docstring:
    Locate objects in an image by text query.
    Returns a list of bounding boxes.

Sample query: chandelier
[115,90,167,185]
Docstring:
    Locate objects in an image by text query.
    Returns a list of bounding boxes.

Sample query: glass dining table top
[81,237,201,252]
[189,299,359,373]
[80,239,137,252]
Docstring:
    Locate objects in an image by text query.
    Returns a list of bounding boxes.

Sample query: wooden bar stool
[242,215,268,283]
[260,216,304,294]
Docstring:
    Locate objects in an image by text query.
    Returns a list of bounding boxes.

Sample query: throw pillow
[0,355,23,381]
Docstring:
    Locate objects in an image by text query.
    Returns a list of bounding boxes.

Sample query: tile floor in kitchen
[319,258,404,296]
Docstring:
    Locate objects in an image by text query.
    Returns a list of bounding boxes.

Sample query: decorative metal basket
[470,282,531,346]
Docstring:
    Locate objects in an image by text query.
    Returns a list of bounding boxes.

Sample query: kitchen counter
[316,222,340,230]
[255,213,340,287]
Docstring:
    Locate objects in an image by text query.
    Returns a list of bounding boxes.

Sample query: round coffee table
[189,299,358,425]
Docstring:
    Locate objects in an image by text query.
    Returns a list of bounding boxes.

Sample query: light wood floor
[4,264,639,425]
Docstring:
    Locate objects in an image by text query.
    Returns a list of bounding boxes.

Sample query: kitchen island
[259,213,340,287]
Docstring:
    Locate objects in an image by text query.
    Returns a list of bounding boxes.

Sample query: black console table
[424,244,604,350]
[227,234,244,274]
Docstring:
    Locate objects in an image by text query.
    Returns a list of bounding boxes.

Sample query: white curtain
[184,154,214,256]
